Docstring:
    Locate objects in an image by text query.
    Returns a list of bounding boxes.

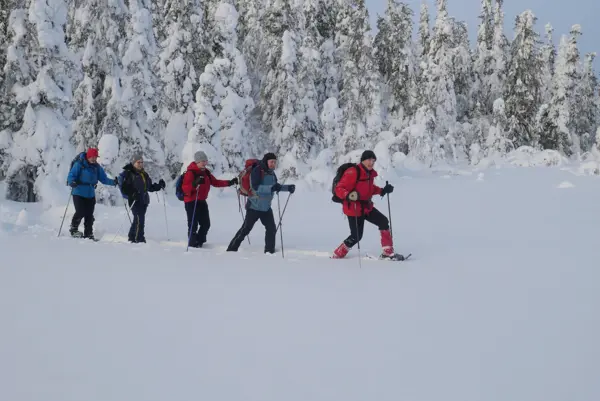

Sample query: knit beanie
[131,152,143,163]
[86,148,99,159]
[194,151,208,162]
[360,150,377,162]
[263,152,277,163]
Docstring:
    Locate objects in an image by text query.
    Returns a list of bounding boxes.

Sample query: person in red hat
[66,147,118,239]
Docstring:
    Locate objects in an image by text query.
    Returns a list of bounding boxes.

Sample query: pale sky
[366,0,599,67]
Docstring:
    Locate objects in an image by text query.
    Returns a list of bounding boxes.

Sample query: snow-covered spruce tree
[471,0,493,115]
[489,0,508,107]
[4,0,75,202]
[374,0,416,131]
[296,0,323,157]
[213,0,254,171]
[237,0,265,103]
[417,0,429,59]
[158,0,207,177]
[538,26,581,156]
[0,0,16,178]
[539,23,555,105]
[419,0,456,162]
[503,10,542,149]
[573,52,599,152]
[69,0,129,154]
[486,98,511,158]
[450,19,472,123]
[335,0,381,157]
[115,0,164,175]
[316,0,339,109]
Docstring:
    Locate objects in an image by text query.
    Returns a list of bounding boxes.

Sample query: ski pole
[386,180,393,238]
[186,185,200,252]
[57,190,73,237]
[274,192,292,234]
[162,189,169,241]
[236,186,250,245]
[112,200,136,243]
[123,198,132,223]
[353,202,362,269]
[277,192,284,258]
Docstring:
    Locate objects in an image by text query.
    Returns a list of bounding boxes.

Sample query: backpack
[174,172,186,201]
[237,159,261,197]
[66,152,86,185]
[117,170,131,199]
[331,163,360,203]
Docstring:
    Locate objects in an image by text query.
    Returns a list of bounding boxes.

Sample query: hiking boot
[332,243,350,259]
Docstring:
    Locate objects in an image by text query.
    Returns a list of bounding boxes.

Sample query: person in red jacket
[182,151,238,247]
[332,150,401,260]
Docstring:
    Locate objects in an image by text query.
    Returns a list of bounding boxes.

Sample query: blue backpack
[175,172,186,201]
[117,170,130,199]
[66,152,86,185]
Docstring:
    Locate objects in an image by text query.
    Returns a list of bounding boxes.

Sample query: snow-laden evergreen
[539,23,556,105]
[3,0,75,202]
[157,0,206,177]
[504,10,542,149]
[538,26,581,156]
[69,0,129,155]
[186,0,253,174]
[115,0,164,176]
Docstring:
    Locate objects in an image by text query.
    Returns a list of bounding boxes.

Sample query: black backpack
[331,163,360,203]
[66,152,86,185]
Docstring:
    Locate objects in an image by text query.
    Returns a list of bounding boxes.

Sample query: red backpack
[237,159,262,197]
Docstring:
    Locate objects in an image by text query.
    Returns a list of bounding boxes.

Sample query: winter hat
[86,148,99,159]
[131,152,144,163]
[263,152,277,163]
[194,151,208,162]
[360,150,377,162]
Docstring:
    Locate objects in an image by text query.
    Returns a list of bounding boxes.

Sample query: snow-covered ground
[1,166,599,401]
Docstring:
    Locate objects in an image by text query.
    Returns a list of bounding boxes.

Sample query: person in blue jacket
[227,153,295,254]
[67,147,118,239]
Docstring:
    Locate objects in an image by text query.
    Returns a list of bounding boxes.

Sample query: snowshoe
[380,253,411,261]
[70,230,83,238]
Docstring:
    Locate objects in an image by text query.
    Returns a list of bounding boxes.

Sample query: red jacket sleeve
[209,173,229,188]
[182,170,195,195]
[335,167,358,200]
[372,184,382,196]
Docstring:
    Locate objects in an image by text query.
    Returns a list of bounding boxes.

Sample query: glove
[69,181,78,188]
[287,184,295,194]
[272,183,282,193]
[192,175,205,187]
[229,177,238,186]
[159,179,166,189]
[381,183,394,196]
[113,178,119,186]
[347,191,359,201]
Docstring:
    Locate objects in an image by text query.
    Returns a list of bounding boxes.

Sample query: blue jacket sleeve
[67,162,81,185]
[98,166,116,186]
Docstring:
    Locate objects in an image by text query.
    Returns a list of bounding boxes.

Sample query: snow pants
[128,201,148,243]
[185,200,210,247]
[344,207,389,248]
[71,195,96,237]
[227,208,277,253]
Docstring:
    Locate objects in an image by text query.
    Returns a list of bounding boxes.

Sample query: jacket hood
[187,161,208,173]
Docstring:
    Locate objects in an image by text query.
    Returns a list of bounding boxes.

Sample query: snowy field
[1,166,600,401]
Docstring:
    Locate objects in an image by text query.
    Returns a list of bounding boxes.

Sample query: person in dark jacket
[181,150,238,248]
[331,150,401,260]
[119,153,166,243]
[227,153,296,254]
[67,147,118,239]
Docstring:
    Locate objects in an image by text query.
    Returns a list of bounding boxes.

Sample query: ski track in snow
[1,167,600,401]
